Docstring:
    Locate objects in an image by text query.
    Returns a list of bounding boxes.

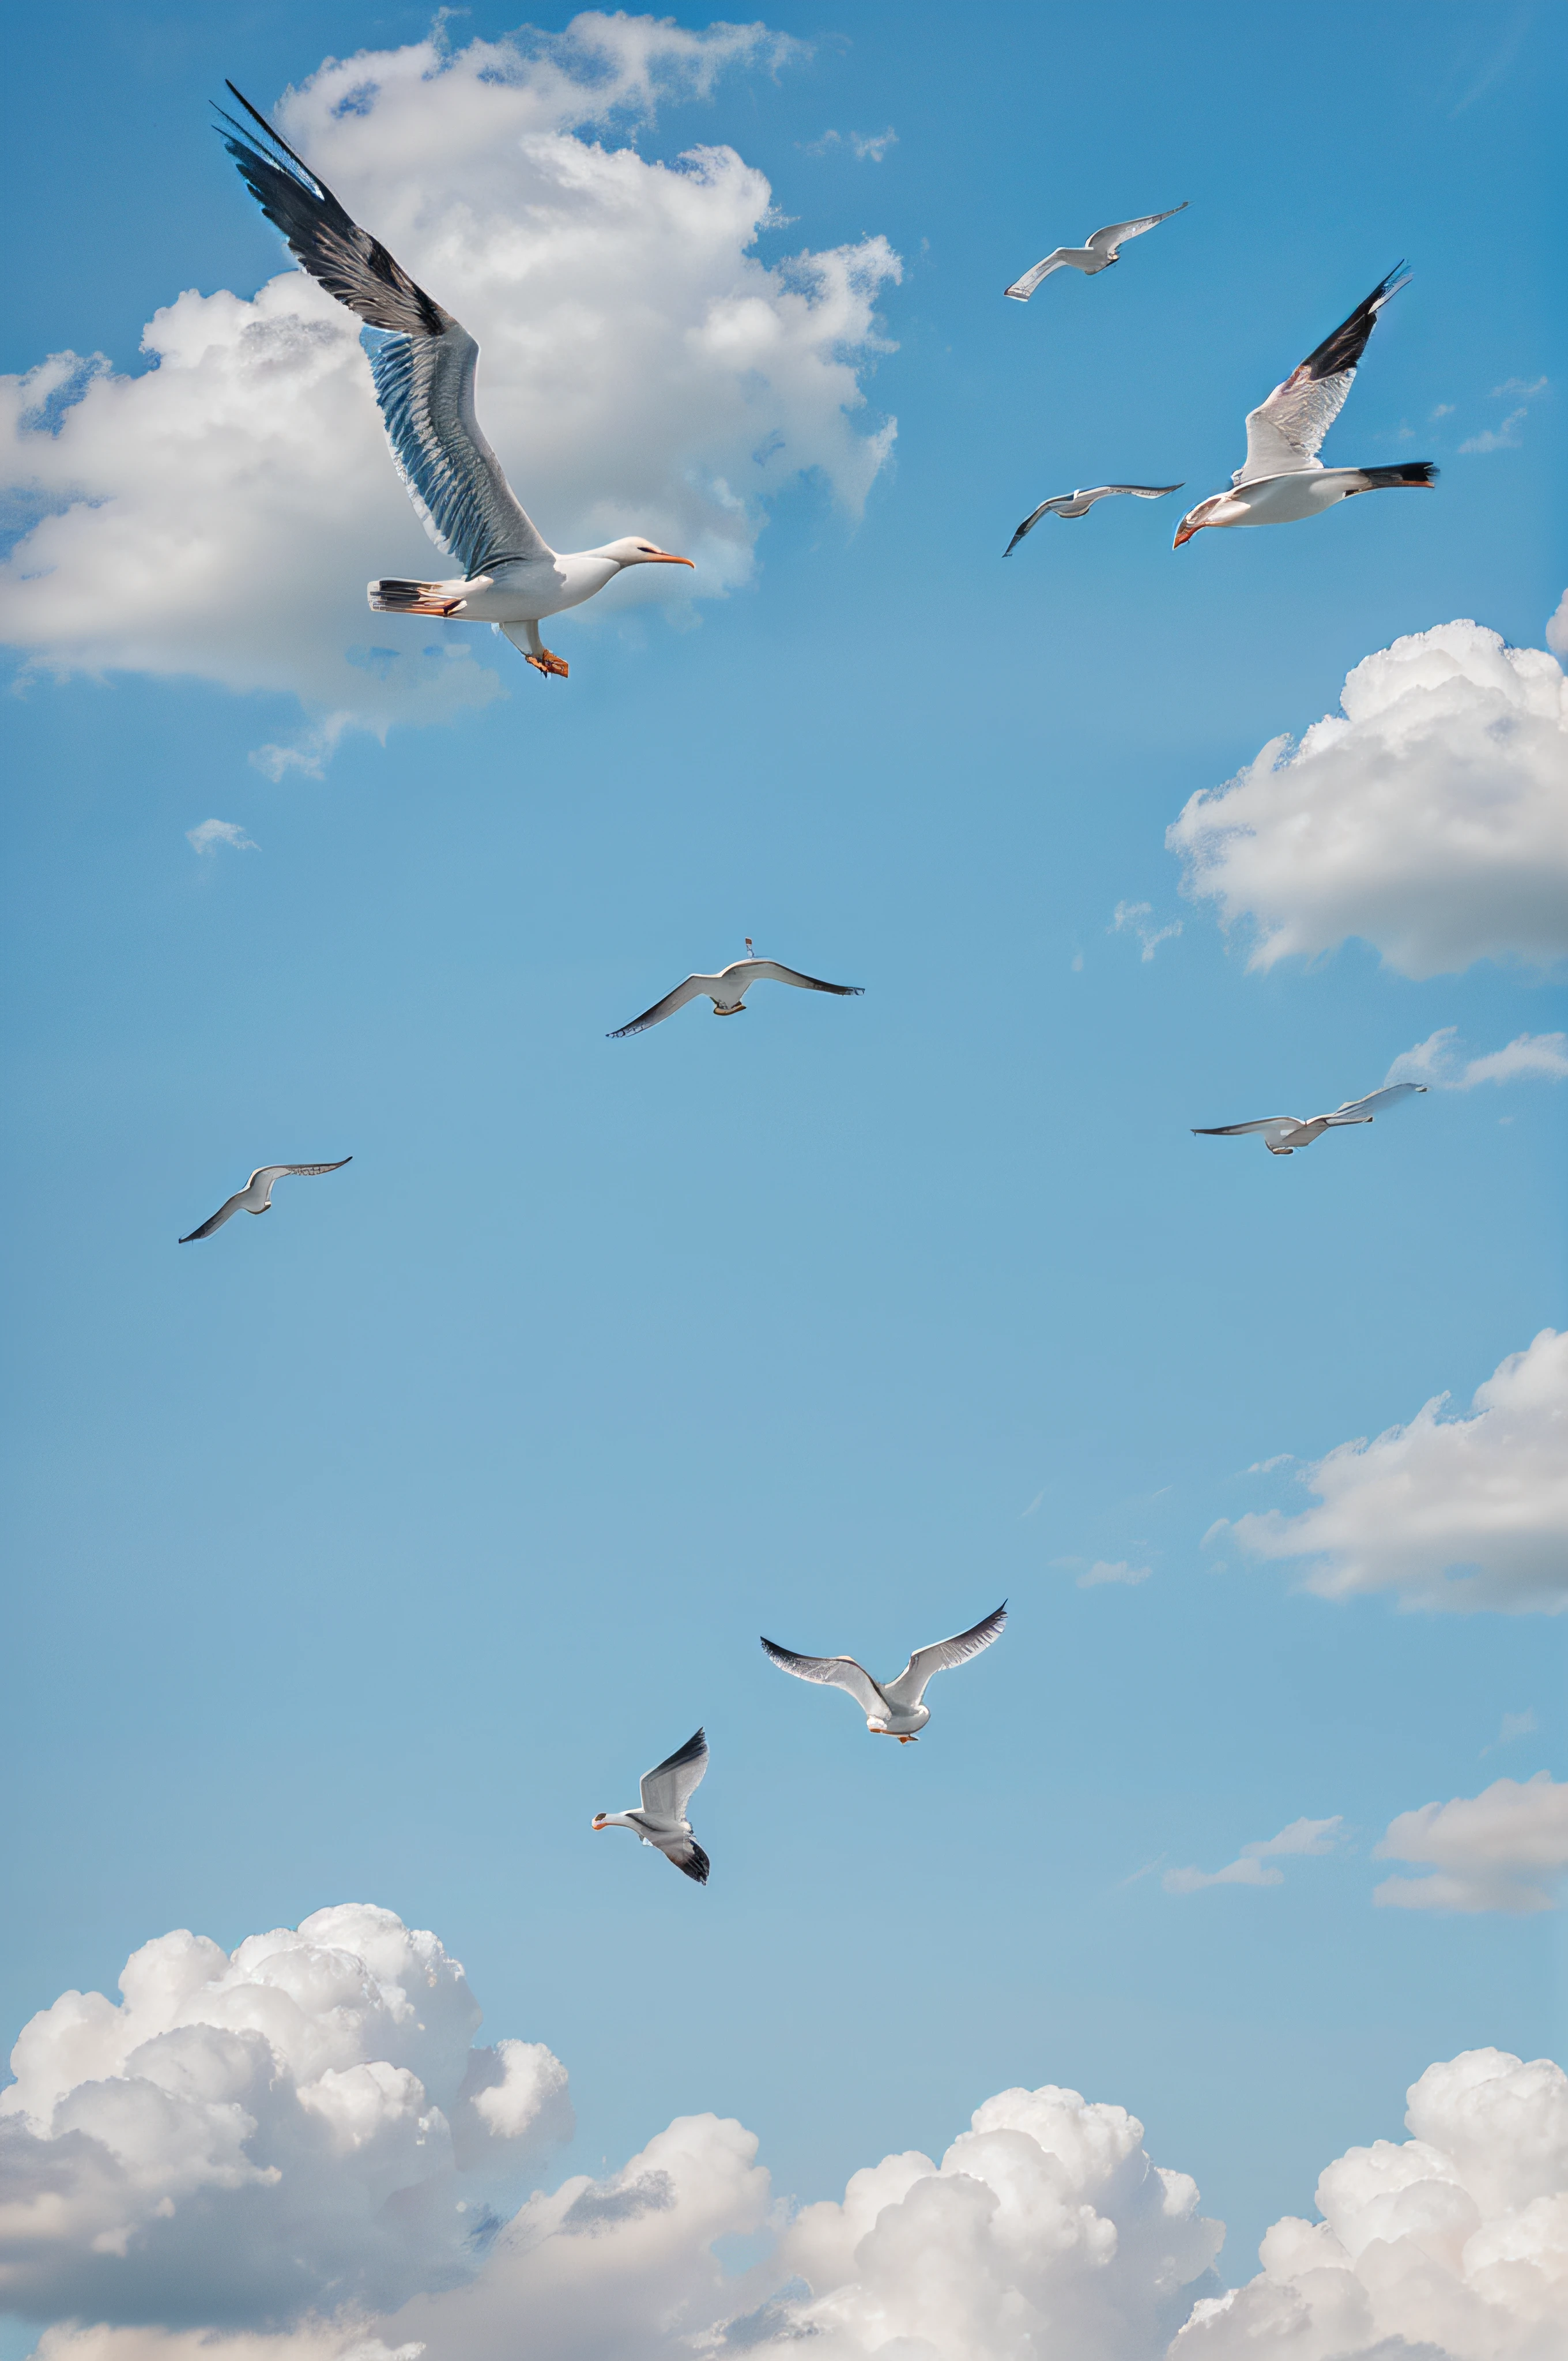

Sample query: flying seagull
[179,1159,352,1242]
[1193,1083,1426,1156]
[593,1729,710,1883]
[1005,204,1187,302]
[1005,482,1183,556]
[760,1603,1007,1743]
[609,941,863,1038]
[1173,267,1436,545]
[216,85,692,680]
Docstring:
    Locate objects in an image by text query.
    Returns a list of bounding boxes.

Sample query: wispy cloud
[1482,1708,1536,1757]
[804,126,898,161]
[186,819,257,855]
[1493,376,1548,399]
[1165,1816,1343,1895]
[1078,1559,1151,1589]
[1387,1027,1568,1090]
[1460,375,1547,454]
[1110,900,1181,961]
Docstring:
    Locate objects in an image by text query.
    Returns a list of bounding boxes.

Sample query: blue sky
[2,5,1565,2355]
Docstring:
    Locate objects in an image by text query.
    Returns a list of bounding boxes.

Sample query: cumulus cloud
[1167,617,1568,978]
[1110,901,1182,961]
[1547,589,1568,661]
[1223,1329,1568,1615]
[186,820,257,855]
[1388,1025,1568,1088]
[0,17,899,763]
[0,1904,571,2325]
[1373,1772,1568,1914]
[1164,1817,1343,1896]
[1175,2047,1568,2360]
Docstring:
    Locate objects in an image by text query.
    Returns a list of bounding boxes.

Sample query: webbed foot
[526,650,570,679]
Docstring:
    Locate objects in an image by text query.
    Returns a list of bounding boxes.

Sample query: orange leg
[526,649,570,680]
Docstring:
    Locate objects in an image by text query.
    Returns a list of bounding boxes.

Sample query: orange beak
[647,551,694,567]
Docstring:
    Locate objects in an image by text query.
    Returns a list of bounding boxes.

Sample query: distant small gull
[179,1159,352,1242]
[1174,267,1437,545]
[1005,483,1183,556]
[609,941,863,1038]
[1005,205,1187,302]
[593,1729,710,1883]
[761,1603,1007,1743]
[1193,1084,1426,1157]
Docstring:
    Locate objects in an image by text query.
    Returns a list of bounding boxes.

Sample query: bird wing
[246,1157,352,1207]
[1091,483,1185,499]
[179,1193,246,1243]
[640,1728,708,1823]
[1319,1083,1426,1126]
[661,1836,710,1884]
[1235,265,1409,485]
[216,85,552,576]
[882,1602,1008,1710]
[1191,1119,1297,1137]
[1004,498,1067,553]
[1003,251,1071,303]
[608,976,712,1038]
[1085,202,1188,258]
[759,1639,888,1720]
[740,961,864,998]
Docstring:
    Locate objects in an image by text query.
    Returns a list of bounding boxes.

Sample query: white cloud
[1373,1772,1568,1914]
[1483,1707,1538,1755]
[0,1904,571,2324]
[804,127,898,161]
[1176,2047,1568,2361]
[1079,1560,1152,1588]
[186,819,257,855]
[0,18,899,764]
[1110,900,1182,961]
[1494,377,1549,399]
[1167,617,1568,978]
[1547,589,1568,661]
[1460,406,1526,453]
[1387,1025,1568,1089]
[1164,1817,1342,1895]
[1224,1329,1568,1615]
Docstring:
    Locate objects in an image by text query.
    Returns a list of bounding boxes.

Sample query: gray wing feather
[883,1602,1008,1710]
[1004,498,1065,553]
[760,1639,887,1719]
[1237,266,1409,486]
[1085,202,1188,257]
[179,1193,245,1243]
[1191,1119,1294,1137]
[608,976,710,1038]
[640,1729,708,1821]
[744,961,863,997]
[1321,1083,1426,1125]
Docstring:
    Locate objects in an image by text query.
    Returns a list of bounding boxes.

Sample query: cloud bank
[1167,616,1568,977]
[1224,1329,1568,1613]
[1374,1771,1568,1914]
[0,17,899,761]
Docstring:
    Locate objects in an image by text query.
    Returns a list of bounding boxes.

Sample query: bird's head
[1173,496,1223,548]
[600,537,695,570]
[591,1812,610,1831]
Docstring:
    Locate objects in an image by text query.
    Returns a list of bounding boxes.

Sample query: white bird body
[610,947,864,1038]
[761,1604,1007,1741]
[218,87,691,679]
[593,1729,710,1884]
[1174,267,1437,546]
[179,1159,352,1242]
[1193,1083,1426,1156]
[1005,482,1182,556]
[1005,205,1187,301]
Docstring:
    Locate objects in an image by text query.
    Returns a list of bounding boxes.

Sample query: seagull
[179,1159,352,1242]
[1005,482,1183,556]
[1193,1083,1426,1156]
[609,941,864,1037]
[592,1729,710,1883]
[1004,204,1187,302]
[1173,266,1437,546]
[760,1603,1007,1743]
[216,85,693,680]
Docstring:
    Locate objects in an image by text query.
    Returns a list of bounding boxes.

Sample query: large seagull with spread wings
[593,1730,711,1884]
[761,1604,1007,1743]
[217,84,692,680]
[1193,1083,1426,1157]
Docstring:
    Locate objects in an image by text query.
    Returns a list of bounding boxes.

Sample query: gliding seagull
[1005,482,1183,556]
[1005,204,1187,302]
[1193,1084,1426,1157]
[593,1729,710,1883]
[179,1159,352,1242]
[217,86,692,681]
[760,1603,1007,1743]
[1173,267,1437,545]
[609,942,863,1038]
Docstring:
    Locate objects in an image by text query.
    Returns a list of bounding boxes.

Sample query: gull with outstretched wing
[179,1159,352,1243]
[1005,482,1183,556]
[761,1604,1007,1742]
[610,941,863,1038]
[593,1730,711,1883]
[216,84,692,680]
[1174,267,1437,545]
[1005,204,1187,302]
[1193,1083,1426,1157]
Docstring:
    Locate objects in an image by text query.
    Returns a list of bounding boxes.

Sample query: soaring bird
[1004,204,1187,302]
[1005,482,1183,556]
[1193,1083,1426,1156]
[216,85,692,680]
[179,1159,352,1242]
[593,1730,710,1883]
[760,1604,1007,1743]
[609,942,864,1037]
[1173,267,1436,546]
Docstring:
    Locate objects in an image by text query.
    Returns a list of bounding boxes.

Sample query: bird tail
[1354,462,1438,491]
[368,578,466,616]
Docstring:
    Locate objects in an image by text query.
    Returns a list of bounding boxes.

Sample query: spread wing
[760,1639,887,1720]
[1003,251,1072,303]
[608,976,711,1038]
[1085,202,1188,257]
[179,1193,245,1243]
[661,1837,710,1884]
[1004,497,1068,554]
[1192,1118,1298,1137]
[640,1729,708,1822]
[741,961,864,998]
[1089,483,1185,499]
[1320,1083,1426,1126]
[1236,264,1409,485]
[217,84,551,575]
[882,1602,1008,1710]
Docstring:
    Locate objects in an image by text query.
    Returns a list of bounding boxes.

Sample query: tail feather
[369,578,464,615]
[1354,462,1439,491]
